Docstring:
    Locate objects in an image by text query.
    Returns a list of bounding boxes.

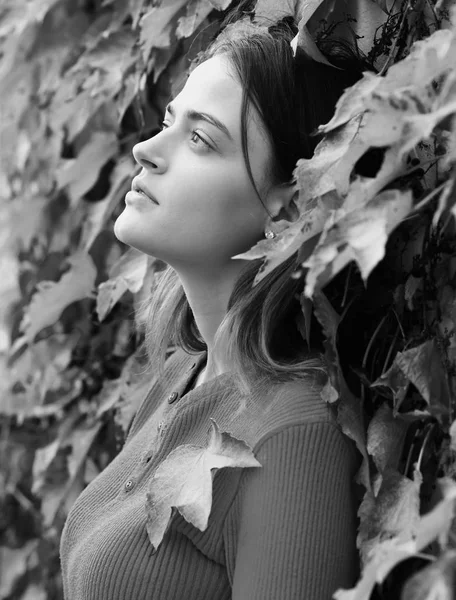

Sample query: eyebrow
[166,102,233,141]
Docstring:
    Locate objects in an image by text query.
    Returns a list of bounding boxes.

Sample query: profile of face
[114,54,282,269]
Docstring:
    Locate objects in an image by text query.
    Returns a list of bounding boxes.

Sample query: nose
[132,136,167,173]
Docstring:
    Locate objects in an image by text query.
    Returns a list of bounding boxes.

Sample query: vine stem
[416,422,436,472]
[381,327,399,375]
[412,181,449,213]
[379,0,412,76]
[362,314,388,371]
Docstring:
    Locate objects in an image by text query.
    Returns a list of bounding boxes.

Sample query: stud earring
[265,229,276,239]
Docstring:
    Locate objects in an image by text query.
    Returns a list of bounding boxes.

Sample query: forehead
[172,55,242,138]
[186,55,241,108]
[177,55,271,145]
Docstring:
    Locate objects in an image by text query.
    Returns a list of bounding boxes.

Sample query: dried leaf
[20,252,97,342]
[145,419,261,552]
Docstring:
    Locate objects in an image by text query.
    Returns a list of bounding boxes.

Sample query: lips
[131,178,159,205]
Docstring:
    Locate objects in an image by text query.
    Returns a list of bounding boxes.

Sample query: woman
[60,14,364,600]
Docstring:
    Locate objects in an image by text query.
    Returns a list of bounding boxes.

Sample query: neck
[172,258,250,380]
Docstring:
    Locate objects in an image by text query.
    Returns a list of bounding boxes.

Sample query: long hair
[137,13,374,394]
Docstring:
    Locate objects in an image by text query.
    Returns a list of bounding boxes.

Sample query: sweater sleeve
[228,421,360,600]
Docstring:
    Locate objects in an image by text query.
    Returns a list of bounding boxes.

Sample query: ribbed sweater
[60,347,360,600]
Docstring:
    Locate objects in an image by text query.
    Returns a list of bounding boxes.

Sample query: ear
[266,182,300,224]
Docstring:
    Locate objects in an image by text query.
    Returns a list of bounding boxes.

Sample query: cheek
[174,165,264,240]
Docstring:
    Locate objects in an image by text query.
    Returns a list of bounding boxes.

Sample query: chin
[113,216,127,243]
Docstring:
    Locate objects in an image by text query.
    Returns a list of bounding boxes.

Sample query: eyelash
[160,121,212,150]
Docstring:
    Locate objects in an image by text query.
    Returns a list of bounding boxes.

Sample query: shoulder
[244,370,360,469]
[251,370,336,443]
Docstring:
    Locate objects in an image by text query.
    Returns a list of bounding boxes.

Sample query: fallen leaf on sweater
[145,419,261,552]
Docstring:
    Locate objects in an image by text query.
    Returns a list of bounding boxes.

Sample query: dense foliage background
[1,0,455,598]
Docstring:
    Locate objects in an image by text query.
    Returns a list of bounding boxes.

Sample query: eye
[160,121,212,151]
[189,131,212,150]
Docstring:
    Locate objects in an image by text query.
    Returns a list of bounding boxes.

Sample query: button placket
[124,478,135,492]
[167,391,178,404]
[131,359,202,481]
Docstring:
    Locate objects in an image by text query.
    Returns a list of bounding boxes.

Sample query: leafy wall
[1,0,456,598]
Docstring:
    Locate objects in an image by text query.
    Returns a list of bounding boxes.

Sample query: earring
[265,229,276,239]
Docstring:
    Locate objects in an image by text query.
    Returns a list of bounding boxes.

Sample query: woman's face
[114,54,275,267]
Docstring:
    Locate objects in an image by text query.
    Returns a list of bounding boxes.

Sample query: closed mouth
[132,180,159,204]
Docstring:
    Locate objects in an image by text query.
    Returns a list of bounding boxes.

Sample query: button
[124,479,135,491]
[167,391,178,404]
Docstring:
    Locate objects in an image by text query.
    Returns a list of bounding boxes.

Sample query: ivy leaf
[56,132,118,207]
[80,156,134,251]
[20,252,97,342]
[320,28,456,136]
[415,478,456,551]
[367,403,409,473]
[373,340,450,417]
[401,550,456,600]
[145,419,261,552]
[0,541,39,599]
[303,189,413,297]
[253,0,297,23]
[313,292,371,491]
[207,0,233,9]
[176,0,213,39]
[233,193,336,285]
[139,0,189,62]
[294,118,362,207]
[96,248,148,321]
[450,420,456,452]
[371,363,410,413]
[38,419,104,527]
[404,274,422,311]
[357,466,422,567]
[318,72,380,134]
[336,476,456,600]
[254,0,333,65]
